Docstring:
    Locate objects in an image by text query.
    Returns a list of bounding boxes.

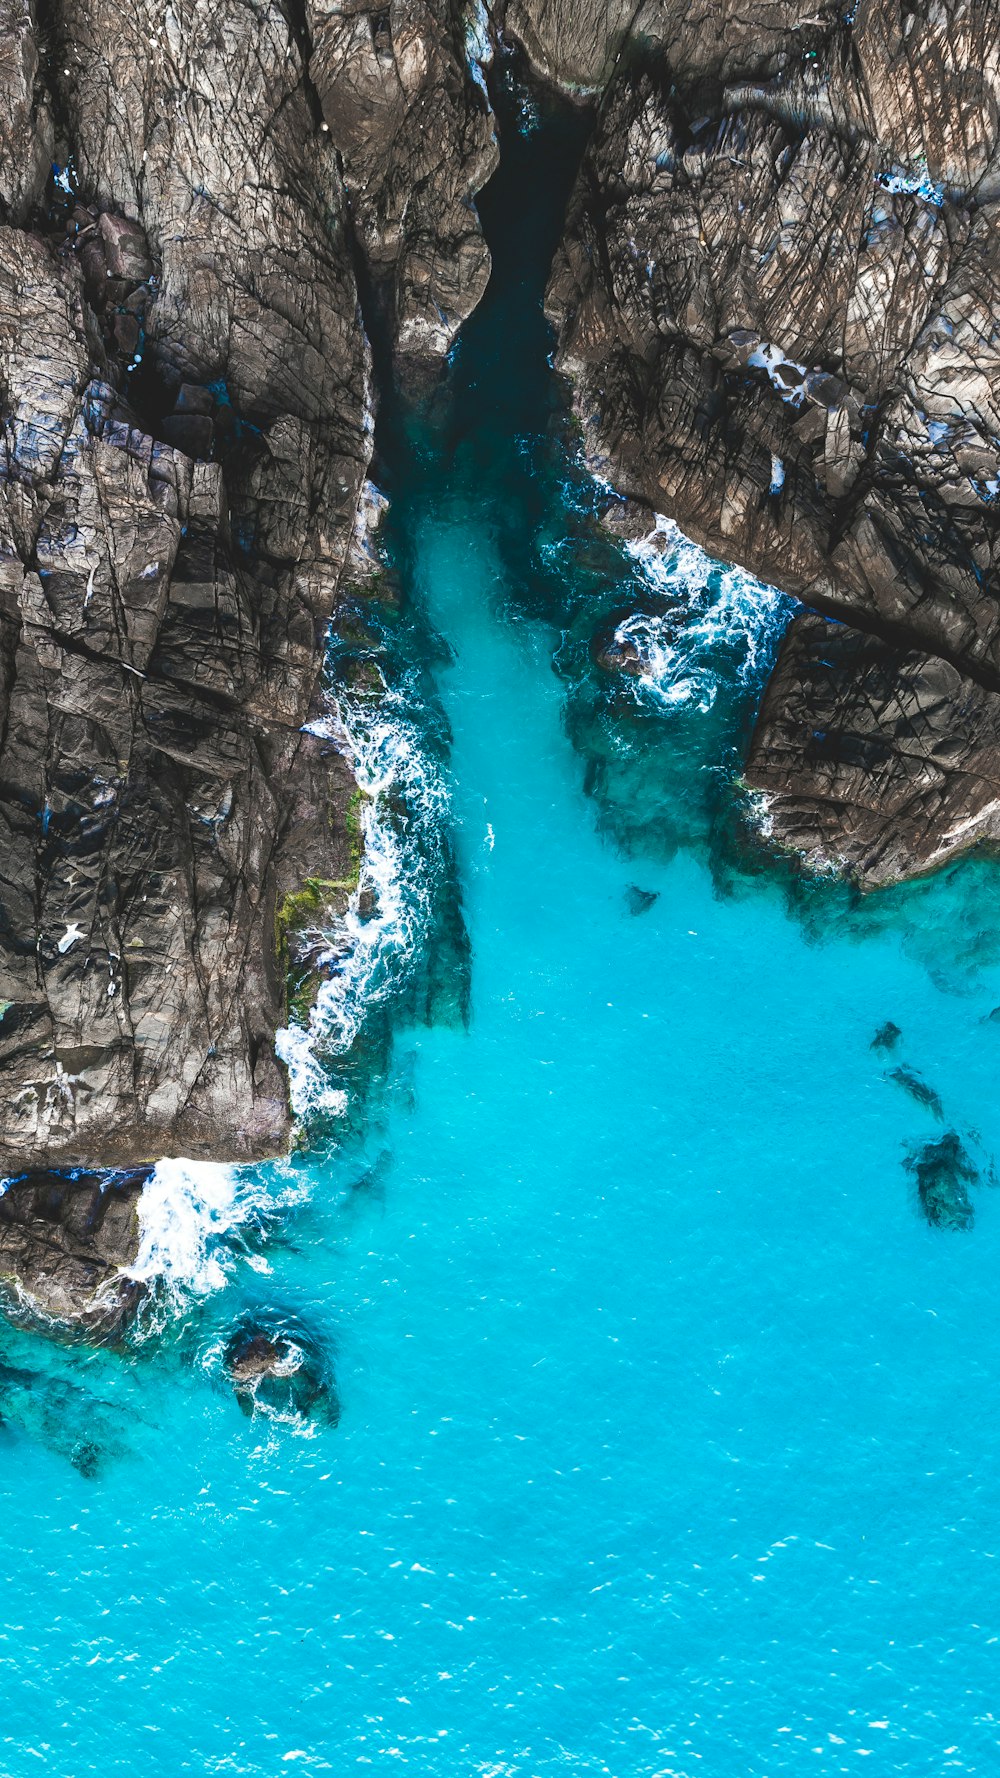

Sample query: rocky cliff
[2,0,995,1323]
[536,0,1000,884]
[0,0,498,1323]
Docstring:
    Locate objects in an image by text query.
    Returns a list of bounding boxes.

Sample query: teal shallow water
[4,79,1000,1778]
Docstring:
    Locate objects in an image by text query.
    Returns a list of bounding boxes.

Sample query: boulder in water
[225,1314,339,1426]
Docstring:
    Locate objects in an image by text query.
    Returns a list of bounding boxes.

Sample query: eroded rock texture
[539,0,1000,881]
[0,0,496,1195]
[746,612,1000,886]
[309,0,498,361]
[0,1168,145,1334]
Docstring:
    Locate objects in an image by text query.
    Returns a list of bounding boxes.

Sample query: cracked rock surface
[309,0,499,362]
[745,611,1000,886]
[539,0,1000,882]
[0,1166,145,1335]
[0,0,496,1232]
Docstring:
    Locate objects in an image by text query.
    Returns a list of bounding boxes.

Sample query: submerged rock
[0,1170,146,1337]
[871,1022,903,1053]
[905,1132,978,1231]
[0,1358,133,1473]
[887,1066,944,1121]
[625,884,659,916]
[224,1314,339,1426]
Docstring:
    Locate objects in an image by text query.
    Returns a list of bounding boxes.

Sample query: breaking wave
[276,664,450,1124]
[617,515,794,711]
[125,1156,308,1331]
[125,605,449,1314]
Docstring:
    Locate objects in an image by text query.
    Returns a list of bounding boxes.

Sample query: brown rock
[0,1169,146,1336]
[745,612,1000,887]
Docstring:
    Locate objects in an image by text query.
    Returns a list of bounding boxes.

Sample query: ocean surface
[4,70,1000,1778]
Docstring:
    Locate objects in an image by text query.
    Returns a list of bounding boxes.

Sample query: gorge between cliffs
[1,5,1000,1773]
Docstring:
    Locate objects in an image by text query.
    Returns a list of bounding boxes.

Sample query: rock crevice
[531,0,1000,884]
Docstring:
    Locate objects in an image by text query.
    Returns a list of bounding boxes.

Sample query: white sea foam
[129,1159,246,1297]
[618,515,794,711]
[127,643,445,1308]
[124,1157,308,1325]
[747,341,808,407]
[277,669,449,1121]
[877,166,945,206]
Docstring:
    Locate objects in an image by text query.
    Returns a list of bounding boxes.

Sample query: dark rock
[534,4,1000,882]
[0,1170,147,1335]
[625,884,658,915]
[0,1358,132,1471]
[887,1066,944,1121]
[743,614,1000,886]
[0,0,394,1176]
[225,1313,339,1425]
[905,1131,978,1231]
[308,0,499,363]
[0,0,509,1193]
[871,1022,903,1053]
[157,412,214,457]
[174,383,214,416]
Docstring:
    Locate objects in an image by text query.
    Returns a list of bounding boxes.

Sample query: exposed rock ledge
[0,1168,145,1337]
[538,0,1000,885]
[745,613,1000,889]
[0,0,500,1326]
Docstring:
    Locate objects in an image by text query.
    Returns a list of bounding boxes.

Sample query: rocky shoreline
[537,0,1000,887]
[0,0,499,1328]
[1,0,997,1326]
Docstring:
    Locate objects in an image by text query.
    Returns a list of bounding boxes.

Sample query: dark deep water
[4,67,1000,1778]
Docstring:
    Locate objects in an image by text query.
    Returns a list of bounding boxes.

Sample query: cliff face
[309,0,498,361]
[0,0,497,1192]
[537,0,1000,884]
[1,0,994,1317]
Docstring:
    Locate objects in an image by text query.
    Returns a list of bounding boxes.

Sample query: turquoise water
[5,77,1000,1778]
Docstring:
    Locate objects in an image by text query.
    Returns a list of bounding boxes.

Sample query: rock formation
[309,0,498,363]
[537,0,1000,884]
[225,1311,338,1422]
[0,1167,145,1333]
[747,613,1000,887]
[0,0,498,1315]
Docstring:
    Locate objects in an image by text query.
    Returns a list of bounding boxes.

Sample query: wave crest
[618,515,793,710]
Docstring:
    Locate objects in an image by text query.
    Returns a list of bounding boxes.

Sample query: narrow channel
[2,67,1000,1778]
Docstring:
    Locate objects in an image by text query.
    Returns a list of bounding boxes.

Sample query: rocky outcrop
[225,1312,339,1423]
[538,0,1000,882]
[745,612,1000,887]
[309,0,499,362]
[0,0,501,1200]
[0,0,371,1174]
[0,1168,144,1334]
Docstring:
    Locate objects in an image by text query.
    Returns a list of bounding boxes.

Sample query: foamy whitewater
[127,1157,308,1327]
[617,515,793,710]
[5,88,1000,1778]
[277,668,450,1123]
[124,658,451,1313]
